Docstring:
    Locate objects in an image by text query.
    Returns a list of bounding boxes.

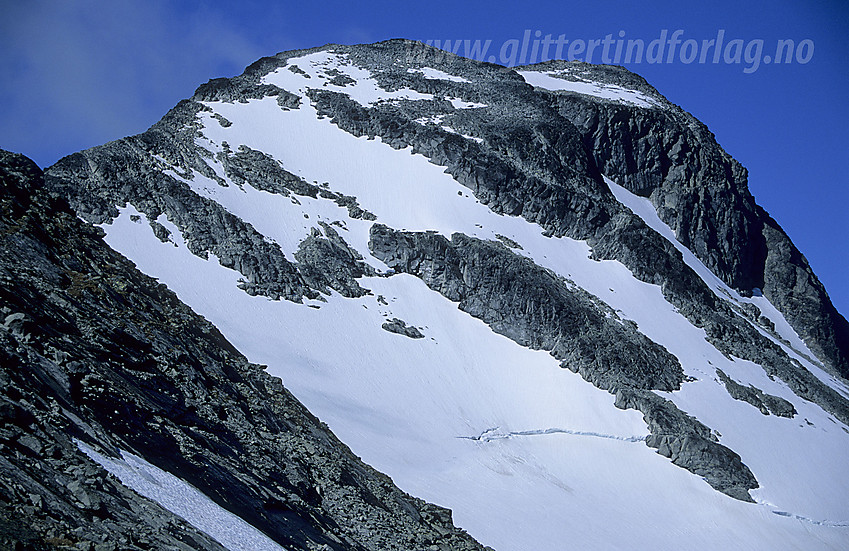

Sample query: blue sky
[1,0,846,317]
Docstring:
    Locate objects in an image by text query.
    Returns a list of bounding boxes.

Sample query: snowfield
[407,66,472,83]
[517,69,661,108]
[75,440,290,551]
[97,52,849,550]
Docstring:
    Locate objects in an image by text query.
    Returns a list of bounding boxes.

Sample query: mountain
[3,39,848,549]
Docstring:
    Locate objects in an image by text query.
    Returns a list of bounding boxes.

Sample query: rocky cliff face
[548,64,849,380]
[0,150,485,550]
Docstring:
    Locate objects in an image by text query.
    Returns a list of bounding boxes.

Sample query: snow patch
[438,125,485,143]
[447,97,487,109]
[413,114,446,126]
[408,67,470,83]
[518,70,659,108]
[268,51,434,107]
[193,95,849,527]
[75,439,289,551]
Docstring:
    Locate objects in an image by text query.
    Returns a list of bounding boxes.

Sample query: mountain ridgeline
[4,40,849,549]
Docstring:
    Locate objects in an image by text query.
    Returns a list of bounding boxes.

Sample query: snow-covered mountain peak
[37,40,849,550]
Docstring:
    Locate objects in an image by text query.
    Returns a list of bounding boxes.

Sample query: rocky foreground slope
[0,150,485,550]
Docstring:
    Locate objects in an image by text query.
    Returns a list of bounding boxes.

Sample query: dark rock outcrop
[613,388,757,502]
[716,369,796,418]
[381,318,425,339]
[295,223,376,298]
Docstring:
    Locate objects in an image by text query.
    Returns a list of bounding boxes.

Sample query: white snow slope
[75,440,290,551]
[517,68,660,108]
[98,51,849,550]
